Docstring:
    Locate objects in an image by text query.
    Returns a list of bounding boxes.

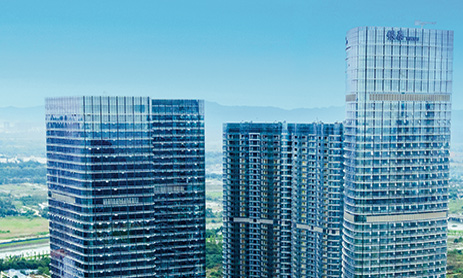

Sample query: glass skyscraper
[222,122,343,278]
[343,27,453,277]
[46,96,205,278]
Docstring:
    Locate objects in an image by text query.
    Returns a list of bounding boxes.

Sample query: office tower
[343,27,453,277]
[222,122,343,278]
[46,97,205,278]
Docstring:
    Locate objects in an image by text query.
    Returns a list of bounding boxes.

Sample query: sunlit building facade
[343,27,453,277]
[46,96,205,278]
[222,122,343,278]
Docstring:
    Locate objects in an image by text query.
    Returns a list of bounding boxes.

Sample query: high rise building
[46,96,205,278]
[222,122,343,278]
[343,27,453,277]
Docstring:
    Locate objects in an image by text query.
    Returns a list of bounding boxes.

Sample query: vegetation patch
[206,208,222,224]
[449,230,463,236]
[448,249,463,277]
[0,254,50,275]
[0,161,46,185]
[206,228,222,278]
[449,199,463,215]
[0,198,19,217]
[0,182,48,218]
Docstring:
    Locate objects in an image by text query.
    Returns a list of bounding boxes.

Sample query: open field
[0,216,48,240]
[206,191,222,201]
[206,178,222,193]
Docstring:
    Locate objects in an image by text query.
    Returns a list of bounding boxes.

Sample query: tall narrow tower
[46,96,205,277]
[343,27,453,277]
[222,122,343,278]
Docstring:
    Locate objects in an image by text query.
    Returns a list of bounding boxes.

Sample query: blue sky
[1,0,462,109]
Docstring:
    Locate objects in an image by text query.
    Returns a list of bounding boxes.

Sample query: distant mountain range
[0,102,461,154]
[0,106,46,123]
[204,102,345,150]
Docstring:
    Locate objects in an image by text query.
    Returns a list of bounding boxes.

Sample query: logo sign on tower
[386,30,419,42]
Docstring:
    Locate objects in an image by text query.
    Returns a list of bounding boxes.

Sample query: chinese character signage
[386,30,419,42]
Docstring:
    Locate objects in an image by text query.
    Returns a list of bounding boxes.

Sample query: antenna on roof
[415,20,436,29]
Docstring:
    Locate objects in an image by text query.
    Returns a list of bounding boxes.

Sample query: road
[0,238,50,259]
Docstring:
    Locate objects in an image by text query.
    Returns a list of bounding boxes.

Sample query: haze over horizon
[0,101,346,110]
[1,0,462,109]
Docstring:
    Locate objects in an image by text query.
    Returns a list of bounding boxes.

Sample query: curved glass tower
[343,27,453,277]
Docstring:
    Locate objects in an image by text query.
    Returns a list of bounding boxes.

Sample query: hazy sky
[1,0,462,109]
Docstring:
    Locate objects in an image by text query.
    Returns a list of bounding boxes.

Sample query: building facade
[46,96,205,278]
[343,27,453,277]
[291,124,344,278]
[222,122,343,278]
